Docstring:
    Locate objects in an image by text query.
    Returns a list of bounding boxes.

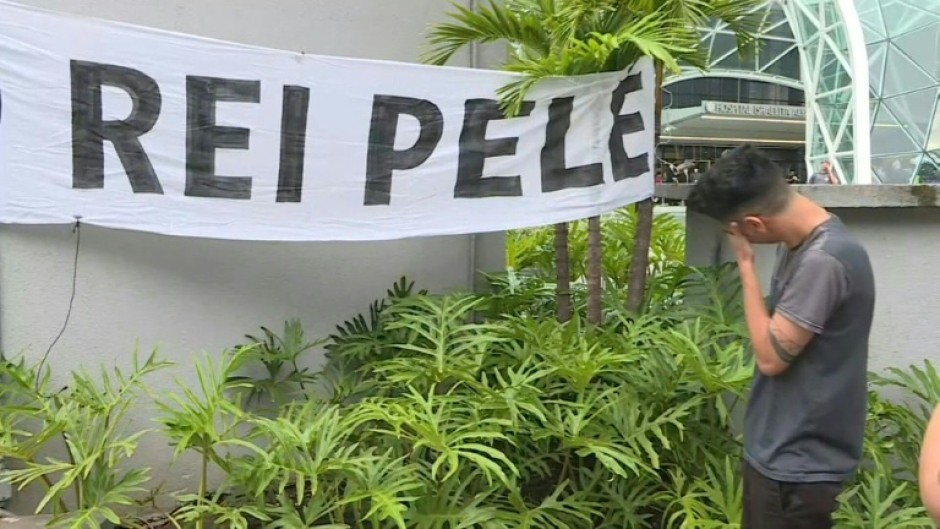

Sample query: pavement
[0,516,52,528]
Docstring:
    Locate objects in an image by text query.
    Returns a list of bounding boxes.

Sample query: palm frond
[422,0,549,66]
[426,0,764,117]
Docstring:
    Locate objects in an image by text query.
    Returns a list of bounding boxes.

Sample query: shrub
[159,273,933,528]
[0,212,935,528]
[171,271,750,528]
[0,350,170,528]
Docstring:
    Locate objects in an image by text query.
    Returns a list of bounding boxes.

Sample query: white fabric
[0,1,655,241]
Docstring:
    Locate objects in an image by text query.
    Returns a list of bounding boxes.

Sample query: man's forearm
[739,260,775,370]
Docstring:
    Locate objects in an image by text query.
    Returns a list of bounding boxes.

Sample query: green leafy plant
[0,349,170,529]
[3,228,937,528]
[231,319,324,409]
[830,361,940,528]
[155,346,258,529]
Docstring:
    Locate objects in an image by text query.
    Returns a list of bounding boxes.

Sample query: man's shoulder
[810,223,875,300]
[815,223,870,266]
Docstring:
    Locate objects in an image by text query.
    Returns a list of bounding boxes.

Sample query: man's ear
[742,215,766,232]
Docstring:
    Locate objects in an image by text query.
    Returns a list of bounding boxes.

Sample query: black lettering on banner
[540,97,603,193]
[185,76,260,200]
[276,85,311,203]
[70,60,163,192]
[364,95,443,206]
[609,73,649,181]
[454,99,535,199]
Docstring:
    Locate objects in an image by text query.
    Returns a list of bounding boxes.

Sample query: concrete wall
[669,184,940,376]
[1,0,506,512]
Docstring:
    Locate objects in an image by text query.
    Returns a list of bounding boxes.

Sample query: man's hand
[727,222,755,264]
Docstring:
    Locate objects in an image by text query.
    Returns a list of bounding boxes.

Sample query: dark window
[666,77,806,108]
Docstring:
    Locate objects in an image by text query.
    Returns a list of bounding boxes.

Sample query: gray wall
[686,206,940,375]
[2,0,505,512]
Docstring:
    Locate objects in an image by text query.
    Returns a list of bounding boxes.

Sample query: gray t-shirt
[744,215,875,483]
[808,171,832,184]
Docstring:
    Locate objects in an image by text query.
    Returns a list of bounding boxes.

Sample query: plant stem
[627,61,664,314]
[560,454,572,483]
[197,451,208,529]
[62,433,84,511]
[554,222,572,322]
[587,215,603,325]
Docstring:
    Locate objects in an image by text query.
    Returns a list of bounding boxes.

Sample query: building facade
[662,0,940,185]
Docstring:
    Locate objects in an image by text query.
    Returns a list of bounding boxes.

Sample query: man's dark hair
[687,144,792,222]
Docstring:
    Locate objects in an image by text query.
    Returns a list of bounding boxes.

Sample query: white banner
[0,2,655,241]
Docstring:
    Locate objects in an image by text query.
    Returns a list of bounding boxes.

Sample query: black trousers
[742,461,844,529]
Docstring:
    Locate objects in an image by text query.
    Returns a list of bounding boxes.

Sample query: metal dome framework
[668,1,802,89]
[856,0,940,183]
[783,0,871,184]
[667,0,874,184]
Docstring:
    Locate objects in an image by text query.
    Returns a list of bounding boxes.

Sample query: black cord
[34,220,81,393]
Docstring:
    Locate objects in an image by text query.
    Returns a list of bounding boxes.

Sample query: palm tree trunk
[554,222,572,322]
[587,216,603,324]
[626,61,665,314]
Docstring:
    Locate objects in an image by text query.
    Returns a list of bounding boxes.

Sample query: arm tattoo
[768,322,800,364]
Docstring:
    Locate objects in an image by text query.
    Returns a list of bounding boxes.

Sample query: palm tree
[424,0,763,323]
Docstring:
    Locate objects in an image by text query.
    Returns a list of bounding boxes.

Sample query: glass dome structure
[669,1,801,88]
[856,0,940,183]
[782,0,870,183]
[668,0,940,184]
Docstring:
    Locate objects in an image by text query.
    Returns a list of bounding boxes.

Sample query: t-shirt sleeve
[774,250,849,334]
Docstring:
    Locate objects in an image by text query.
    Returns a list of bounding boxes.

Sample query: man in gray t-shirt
[688,145,875,529]
[808,160,841,185]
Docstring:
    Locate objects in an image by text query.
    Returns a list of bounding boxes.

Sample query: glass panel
[817,48,850,94]
[819,87,853,106]
[881,88,939,146]
[916,0,940,16]
[701,33,716,58]
[717,48,756,71]
[837,157,855,184]
[811,122,828,155]
[721,78,739,100]
[788,87,806,106]
[822,2,841,29]
[856,0,886,35]
[759,39,796,69]
[764,48,801,80]
[836,114,855,154]
[861,24,884,46]
[767,13,795,38]
[881,46,935,98]
[893,22,940,82]
[802,35,820,75]
[710,33,738,63]
[871,105,919,155]
[871,153,920,184]
[797,9,819,44]
[822,102,846,138]
[867,43,887,95]
[882,1,938,37]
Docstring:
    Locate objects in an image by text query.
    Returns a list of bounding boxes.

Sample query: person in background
[687,144,875,529]
[787,169,801,184]
[808,161,841,185]
[920,403,940,524]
